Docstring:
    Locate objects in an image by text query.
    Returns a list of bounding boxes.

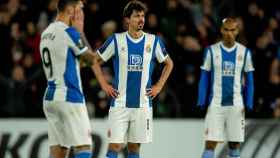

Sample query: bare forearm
[91,54,107,87]
[80,32,93,50]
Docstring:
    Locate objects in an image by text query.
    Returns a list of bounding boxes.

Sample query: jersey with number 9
[39,21,88,103]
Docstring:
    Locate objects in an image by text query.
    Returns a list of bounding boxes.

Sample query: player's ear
[237,24,240,34]
[123,17,129,29]
[234,23,240,35]
[220,25,224,35]
[65,5,75,18]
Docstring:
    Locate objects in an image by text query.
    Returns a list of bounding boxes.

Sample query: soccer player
[197,17,254,158]
[91,1,173,158]
[39,0,96,158]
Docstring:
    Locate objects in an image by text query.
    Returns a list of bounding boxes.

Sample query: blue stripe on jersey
[99,35,114,54]
[147,36,158,107]
[221,46,237,106]
[209,47,214,105]
[65,27,80,45]
[158,37,168,56]
[125,36,145,108]
[64,48,84,103]
[111,35,118,107]
[202,48,207,62]
[45,81,56,100]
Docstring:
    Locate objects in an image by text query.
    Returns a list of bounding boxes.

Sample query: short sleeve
[97,35,115,62]
[65,27,88,56]
[244,50,255,72]
[155,37,169,63]
[200,48,212,71]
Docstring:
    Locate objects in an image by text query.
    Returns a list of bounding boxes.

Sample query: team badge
[121,47,125,52]
[238,55,243,61]
[146,45,151,53]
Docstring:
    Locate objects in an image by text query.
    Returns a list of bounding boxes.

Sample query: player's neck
[222,41,235,49]
[56,14,71,26]
[127,29,143,39]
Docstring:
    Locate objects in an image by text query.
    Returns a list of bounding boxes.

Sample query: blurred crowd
[0,0,280,118]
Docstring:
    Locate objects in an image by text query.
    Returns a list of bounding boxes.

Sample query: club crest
[238,55,243,61]
[146,45,151,53]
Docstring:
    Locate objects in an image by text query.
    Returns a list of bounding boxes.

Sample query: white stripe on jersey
[115,33,128,107]
[139,34,155,107]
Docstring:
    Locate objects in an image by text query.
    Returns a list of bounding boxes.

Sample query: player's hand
[146,83,163,99]
[72,2,84,33]
[101,83,119,98]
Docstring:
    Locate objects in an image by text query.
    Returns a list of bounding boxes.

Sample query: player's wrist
[100,81,109,88]
[156,81,164,88]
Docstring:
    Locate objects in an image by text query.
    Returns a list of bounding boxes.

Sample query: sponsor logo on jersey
[128,54,143,71]
[222,61,235,76]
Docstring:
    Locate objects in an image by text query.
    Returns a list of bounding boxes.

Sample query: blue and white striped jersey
[40,21,88,103]
[97,32,168,108]
[201,41,254,107]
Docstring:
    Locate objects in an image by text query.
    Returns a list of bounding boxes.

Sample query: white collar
[220,42,237,52]
[126,31,145,43]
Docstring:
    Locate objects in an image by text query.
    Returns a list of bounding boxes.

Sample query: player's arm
[147,56,173,99]
[78,36,118,98]
[71,4,118,98]
[70,2,95,66]
[91,53,118,98]
[197,48,212,108]
[147,37,174,99]
[243,49,255,111]
[197,70,211,107]
[244,71,254,111]
[76,43,118,98]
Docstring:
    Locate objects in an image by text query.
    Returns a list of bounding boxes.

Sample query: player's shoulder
[114,32,125,37]
[145,32,161,41]
[235,42,252,55]
[209,41,221,48]
[206,41,221,54]
[41,22,54,36]
[42,22,68,36]
[64,27,79,37]
[236,42,246,49]
[63,26,81,44]
[144,32,155,37]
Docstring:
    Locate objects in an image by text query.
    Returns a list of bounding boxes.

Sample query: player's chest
[212,51,245,76]
[117,44,153,66]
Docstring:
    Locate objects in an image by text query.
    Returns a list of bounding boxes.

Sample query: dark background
[0,0,279,118]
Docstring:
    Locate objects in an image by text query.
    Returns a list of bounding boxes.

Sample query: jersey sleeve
[65,27,88,56]
[96,35,115,62]
[200,48,212,71]
[155,37,169,63]
[244,50,255,72]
